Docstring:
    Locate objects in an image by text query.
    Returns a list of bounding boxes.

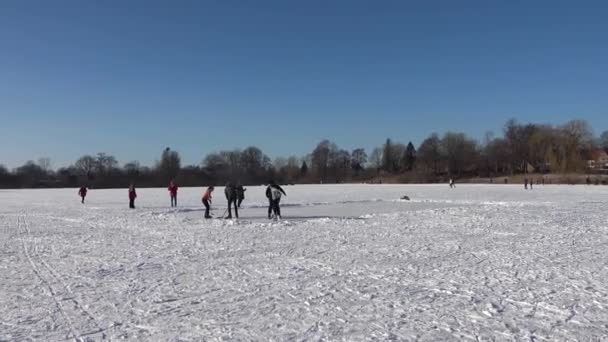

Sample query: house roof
[590,149,608,160]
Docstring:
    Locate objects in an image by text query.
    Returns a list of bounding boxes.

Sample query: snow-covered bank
[1,185,607,340]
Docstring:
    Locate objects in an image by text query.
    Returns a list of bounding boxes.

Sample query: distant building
[587,149,608,172]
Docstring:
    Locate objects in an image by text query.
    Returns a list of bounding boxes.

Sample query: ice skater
[168,180,178,207]
[128,183,137,209]
[224,183,238,219]
[524,178,528,190]
[236,184,246,208]
[202,186,214,219]
[449,178,455,188]
[266,180,287,219]
[78,185,88,204]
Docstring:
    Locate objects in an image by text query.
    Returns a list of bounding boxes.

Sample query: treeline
[371,119,607,182]
[1,119,607,188]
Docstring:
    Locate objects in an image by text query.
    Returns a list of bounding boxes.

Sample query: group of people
[201,183,247,219]
[202,181,285,219]
[79,184,137,207]
[524,177,548,189]
[77,180,287,220]
[78,182,138,209]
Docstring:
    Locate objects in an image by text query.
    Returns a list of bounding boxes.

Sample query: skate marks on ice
[0,214,111,341]
[145,205,372,226]
[1,185,608,340]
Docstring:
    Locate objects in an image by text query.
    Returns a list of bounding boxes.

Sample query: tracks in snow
[17,214,107,341]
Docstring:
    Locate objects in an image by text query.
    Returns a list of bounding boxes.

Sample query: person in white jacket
[265,180,286,219]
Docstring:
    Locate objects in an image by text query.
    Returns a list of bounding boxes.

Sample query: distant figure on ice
[224,183,239,219]
[530,180,533,190]
[524,178,528,190]
[236,184,246,208]
[449,179,455,188]
[128,183,137,209]
[266,180,287,219]
[168,180,178,207]
[78,185,88,204]
[202,186,214,219]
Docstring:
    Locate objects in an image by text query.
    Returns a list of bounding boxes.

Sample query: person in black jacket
[224,183,239,219]
[266,180,286,219]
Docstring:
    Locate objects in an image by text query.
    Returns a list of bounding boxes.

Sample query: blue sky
[1,0,607,169]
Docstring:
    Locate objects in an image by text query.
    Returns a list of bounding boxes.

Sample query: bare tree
[369,147,383,172]
[75,155,96,179]
[351,148,367,175]
[311,140,335,182]
[240,146,269,183]
[557,120,594,172]
[382,138,394,172]
[561,120,594,149]
[37,157,52,173]
[273,157,287,170]
[527,125,556,173]
[417,133,442,174]
[285,156,301,182]
[220,150,241,181]
[441,132,478,177]
[391,143,406,172]
[504,119,539,173]
[483,137,510,175]
[124,161,141,178]
[95,153,118,175]
[15,161,47,187]
[241,146,265,174]
[158,147,181,182]
[330,149,351,182]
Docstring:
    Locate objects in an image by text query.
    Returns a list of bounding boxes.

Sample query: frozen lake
[1,184,607,340]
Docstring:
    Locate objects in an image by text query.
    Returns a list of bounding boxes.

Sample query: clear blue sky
[1,0,607,169]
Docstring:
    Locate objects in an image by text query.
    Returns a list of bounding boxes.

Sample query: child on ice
[202,186,214,219]
[168,180,178,207]
[78,185,88,204]
[128,184,137,209]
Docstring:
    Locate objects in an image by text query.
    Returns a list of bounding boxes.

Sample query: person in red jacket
[202,186,214,218]
[78,185,88,204]
[128,183,137,209]
[168,180,178,207]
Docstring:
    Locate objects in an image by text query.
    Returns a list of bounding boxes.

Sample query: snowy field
[1,184,607,341]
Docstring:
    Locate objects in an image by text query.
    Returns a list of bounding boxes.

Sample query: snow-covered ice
[1,184,607,340]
